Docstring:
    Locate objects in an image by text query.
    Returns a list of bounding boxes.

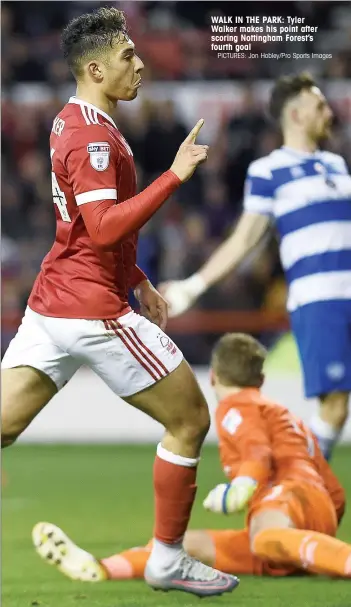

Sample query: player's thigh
[248,484,301,536]
[1,367,57,443]
[249,508,294,541]
[1,307,79,441]
[290,301,351,398]
[60,312,209,432]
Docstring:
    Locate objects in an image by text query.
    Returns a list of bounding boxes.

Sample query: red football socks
[153,452,198,544]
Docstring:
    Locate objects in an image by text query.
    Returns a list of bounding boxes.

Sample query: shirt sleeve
[66,125,119,204]
[243,160,275,217]
[217,404,272,484]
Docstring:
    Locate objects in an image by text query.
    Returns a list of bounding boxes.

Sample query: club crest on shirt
[87,142,110,171]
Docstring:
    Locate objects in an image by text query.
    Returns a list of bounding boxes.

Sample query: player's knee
[320,392,349,428]
[1,433,17,448]
[1,401,23,447]
[1,420,20,448]
[172,401,210,447]
[190,400,211,438]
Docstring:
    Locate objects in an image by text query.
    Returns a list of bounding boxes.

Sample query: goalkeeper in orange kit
[32,333,351,581]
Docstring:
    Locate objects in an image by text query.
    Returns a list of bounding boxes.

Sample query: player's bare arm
[160,212,270,317]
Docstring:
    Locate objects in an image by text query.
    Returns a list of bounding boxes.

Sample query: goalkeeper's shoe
[32,522,107,582]
[145,552,239,597]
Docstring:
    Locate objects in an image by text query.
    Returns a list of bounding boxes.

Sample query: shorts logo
[326,362,345,381]
[157,334,177,355]
[87,142,110,171]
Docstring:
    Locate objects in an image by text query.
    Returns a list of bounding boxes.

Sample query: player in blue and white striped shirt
[163,73,351,461]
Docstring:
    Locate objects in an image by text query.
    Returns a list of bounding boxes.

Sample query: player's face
[299,88,333,143]
[103,37,144,101]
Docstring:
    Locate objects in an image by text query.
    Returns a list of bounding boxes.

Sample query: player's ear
[87,61,104,82]
[257,374,264,389]
[291,106,303,125]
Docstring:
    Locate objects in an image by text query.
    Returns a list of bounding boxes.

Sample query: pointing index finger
[184,118,205,144]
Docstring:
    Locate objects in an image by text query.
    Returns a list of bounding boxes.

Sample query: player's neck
[215,385,252,401]
[75,86,117,120]
[283,131,318,154]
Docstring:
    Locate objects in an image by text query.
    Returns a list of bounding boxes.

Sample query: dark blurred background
[2,1,351,361]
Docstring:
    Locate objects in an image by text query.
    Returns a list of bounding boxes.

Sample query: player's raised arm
[67,122,208,251]
[161,161,273,317]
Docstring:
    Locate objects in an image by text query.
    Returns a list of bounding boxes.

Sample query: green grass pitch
[2,444,351,607]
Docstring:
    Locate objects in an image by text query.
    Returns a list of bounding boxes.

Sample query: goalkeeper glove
[203,477,258,514]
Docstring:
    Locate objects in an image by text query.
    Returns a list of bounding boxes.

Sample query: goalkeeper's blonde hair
[211,333,267,388]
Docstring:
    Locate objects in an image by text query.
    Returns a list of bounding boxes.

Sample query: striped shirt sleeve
[243,159,274,217]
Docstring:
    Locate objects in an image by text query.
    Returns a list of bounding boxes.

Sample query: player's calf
[320,391,349,429]
[311,391,349,460]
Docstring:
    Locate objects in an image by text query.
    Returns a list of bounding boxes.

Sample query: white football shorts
[2,307,183,397]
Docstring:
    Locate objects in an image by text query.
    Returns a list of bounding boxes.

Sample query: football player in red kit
[1,7,238,597]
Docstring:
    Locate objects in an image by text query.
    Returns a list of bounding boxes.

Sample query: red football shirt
[29,97,175,320]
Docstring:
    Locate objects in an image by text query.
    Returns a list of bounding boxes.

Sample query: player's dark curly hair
[269,72,316,122]
[61,7,128,77]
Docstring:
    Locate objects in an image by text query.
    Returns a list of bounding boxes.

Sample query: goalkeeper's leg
[78,529,288,578]
[250,509,351,578]
[98,530,267,579]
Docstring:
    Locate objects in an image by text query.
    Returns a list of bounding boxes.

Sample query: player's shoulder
[216,390,263,429]
[248,148,308,179]
[247,155,274,179]
[247,149,288,179]
[318,150,348,172]
[57,98,116,146]
[253,393,285,421]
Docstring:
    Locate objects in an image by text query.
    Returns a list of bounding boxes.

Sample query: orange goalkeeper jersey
[216,388,345,522]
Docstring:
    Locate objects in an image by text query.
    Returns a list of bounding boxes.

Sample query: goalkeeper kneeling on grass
[32,333,351,580]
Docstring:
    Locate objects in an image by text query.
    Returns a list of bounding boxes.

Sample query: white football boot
[32,522,107,582]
